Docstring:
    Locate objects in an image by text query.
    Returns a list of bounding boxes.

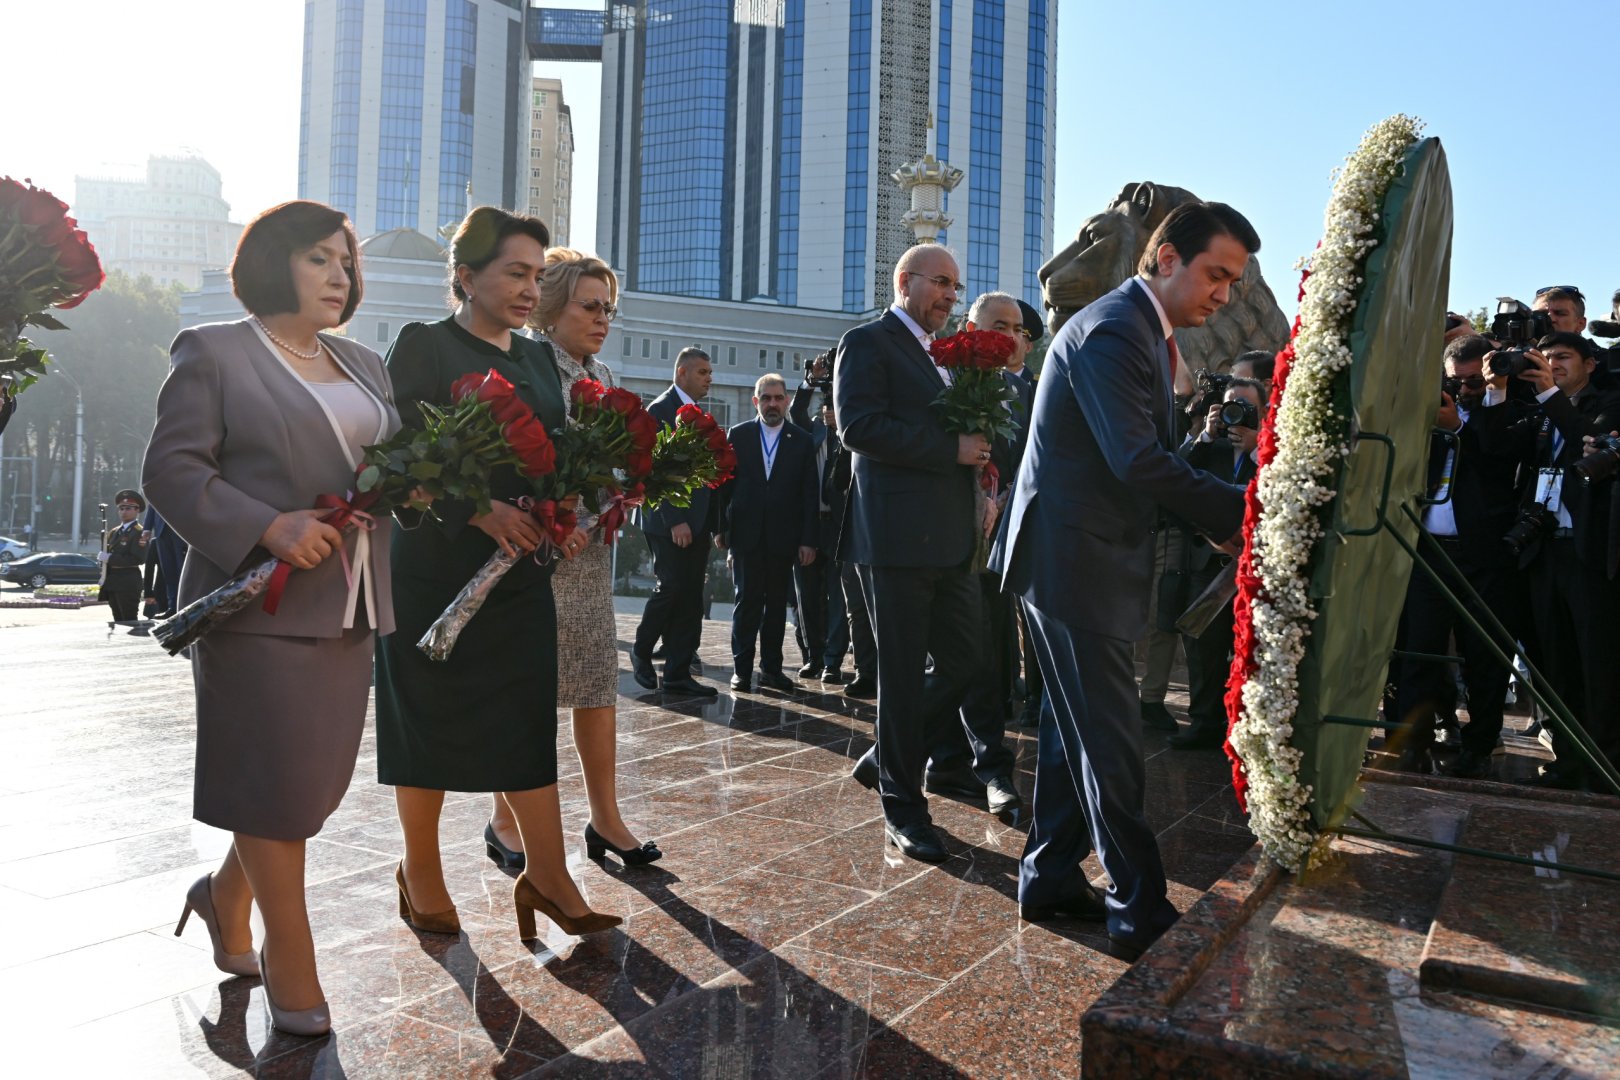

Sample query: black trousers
[1016,597,1043,701]
[792,556,827,666]
[731,549,795,676]
[634,532,709,680]
[858,563,983,827]
[1181,558,1236,738]
[840,560,876,677]
[930,573,1017,781]
[1528,537,1620,780]
[1394,538,1525,755]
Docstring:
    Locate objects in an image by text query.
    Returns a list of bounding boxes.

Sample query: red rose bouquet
[154,368,554,656]
[929,329,1022,569]
[639,403,737,509]
[0,177,107,429]
[534,379,660,546]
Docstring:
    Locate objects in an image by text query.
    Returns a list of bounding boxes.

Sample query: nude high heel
[174,873,259,978]
[258,948,331,1037]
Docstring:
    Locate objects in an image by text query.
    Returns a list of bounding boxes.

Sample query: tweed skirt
[551,540,620,709]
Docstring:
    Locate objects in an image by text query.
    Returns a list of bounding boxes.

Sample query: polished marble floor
[0,605,1257,1078]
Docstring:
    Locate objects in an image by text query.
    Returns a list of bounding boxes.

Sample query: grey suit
[990,280,1243,947]
[143,319,399,839]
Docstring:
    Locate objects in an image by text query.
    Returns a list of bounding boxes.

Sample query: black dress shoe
[985,774,1023,814]
[1168,728,1225,751]
[843,674,877,698]
[1394,746,1435,775]
[924,763,986,801]
[797,660,820,677]
[663,676,718,697]
[729,673,752,692]
[820,667,846,684]
[630,649,657,691]
[1140,700,1179,732]
[1448,749,1491,780]
[884,821,947,863]
[851,751,879,790]
[1013,695,1042,730]
[1019,883,1106,923]
[583,822,662,865]
[757,670,796,692]
[1106,935,1149,963]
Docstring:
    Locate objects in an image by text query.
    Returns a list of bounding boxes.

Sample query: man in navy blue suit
[632,348,720,697]
[835,243,994,864]
[991,201,1257,960]
[716,374,819,693]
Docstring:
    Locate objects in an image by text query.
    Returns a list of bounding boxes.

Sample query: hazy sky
[13,0,1619,318]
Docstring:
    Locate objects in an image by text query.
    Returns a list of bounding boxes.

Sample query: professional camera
[1502,502,1556,558]
[1442,375,1463,401]
[805,349,834,391]
[1187,368,1232,416]
[1573,433,1620,485]
[1218,397,1260,431]
[1490,298,1553,348]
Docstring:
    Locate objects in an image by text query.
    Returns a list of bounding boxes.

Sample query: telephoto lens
[1573,434,1620,484]
[1218,397,1260,430]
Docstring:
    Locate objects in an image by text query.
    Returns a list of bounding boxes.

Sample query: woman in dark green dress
[377,207,618,939]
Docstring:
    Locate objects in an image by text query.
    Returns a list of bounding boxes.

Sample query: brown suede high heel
[395,862,461,934]
[513,875,621,939]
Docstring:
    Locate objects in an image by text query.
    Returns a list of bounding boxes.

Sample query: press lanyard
[761,424,782,478]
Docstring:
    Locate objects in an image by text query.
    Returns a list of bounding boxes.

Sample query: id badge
[1535,467,1564,513]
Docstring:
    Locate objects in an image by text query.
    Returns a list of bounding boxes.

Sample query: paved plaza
[2,600,1255,1077]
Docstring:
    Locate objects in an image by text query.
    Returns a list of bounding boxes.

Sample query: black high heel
[484,821,526,870]
[583,822,663,865]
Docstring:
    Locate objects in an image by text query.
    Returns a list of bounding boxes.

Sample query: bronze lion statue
[1040,181,1290,373]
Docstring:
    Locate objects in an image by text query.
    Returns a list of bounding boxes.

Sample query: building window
[660,339,669,360]
[968,2,1006,302]
[758,348,767,369]
[622,334,632,356]
[642,338,650,358]
[728,346,737,366]
[377,321,389,342]
[842,0,872,311]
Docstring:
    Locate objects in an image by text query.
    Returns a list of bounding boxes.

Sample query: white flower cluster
[1230,115,1423,872]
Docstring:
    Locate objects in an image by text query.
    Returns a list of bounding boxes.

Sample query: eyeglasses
[1453,376,1486,388]
[116,504,140,511]
[571,299,619,322]
[905,272,965,294]
[1535,285,1584,301]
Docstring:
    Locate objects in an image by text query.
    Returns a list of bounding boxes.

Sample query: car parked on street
[1,552,101,588]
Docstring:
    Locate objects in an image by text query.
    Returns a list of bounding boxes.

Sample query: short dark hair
[1233,349,1275,380]
[1228,377,1268,413]
[1138,201,1261,277]
[1443,334,1491,367]
[448,206,551,303]
[231,201,362,323]
[675,347,710,370]
[1537,331,1596,360]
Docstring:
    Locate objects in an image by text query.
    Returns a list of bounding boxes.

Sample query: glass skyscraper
[298,0,529,240]
[596,0,1057,315]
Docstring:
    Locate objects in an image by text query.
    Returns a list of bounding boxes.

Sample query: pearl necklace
[254,317,324,360]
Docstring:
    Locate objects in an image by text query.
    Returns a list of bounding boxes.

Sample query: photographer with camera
[1168,377,1266,751]
[1389,336,1530,777]
[1476,328,1620,788]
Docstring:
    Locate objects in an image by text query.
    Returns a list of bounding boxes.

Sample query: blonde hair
[531,248,619,331]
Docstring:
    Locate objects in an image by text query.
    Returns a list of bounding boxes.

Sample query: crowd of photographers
[783,283,1619,796]
[1383,286,1620,789]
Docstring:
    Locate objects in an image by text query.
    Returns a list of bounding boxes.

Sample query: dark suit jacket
[1476,382,1620,570]
[989,280,1245,639]
[715,418,818,557]
[1421,408,1527,567]
[999,369,1035,492]
[833,310,975,567]
[638,385,713,538]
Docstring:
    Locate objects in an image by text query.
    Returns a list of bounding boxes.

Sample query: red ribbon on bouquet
[261,490,381,616]
[516,495,577,552]
[595,484,646,544]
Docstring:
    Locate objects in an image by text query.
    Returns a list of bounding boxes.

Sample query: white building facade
[73,156,244,290]
[526,76,575,245]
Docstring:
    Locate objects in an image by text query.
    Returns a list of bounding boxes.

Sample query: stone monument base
[1082,777,1620,1077]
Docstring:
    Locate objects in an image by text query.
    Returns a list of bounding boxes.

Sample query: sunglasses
[570,299,619,321]
[1535,285,1584,301]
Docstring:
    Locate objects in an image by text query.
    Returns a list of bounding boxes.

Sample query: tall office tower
[73,155,244,290]
[594,0,1056,313]
[297,0,531,240]
[526,76,575,245]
